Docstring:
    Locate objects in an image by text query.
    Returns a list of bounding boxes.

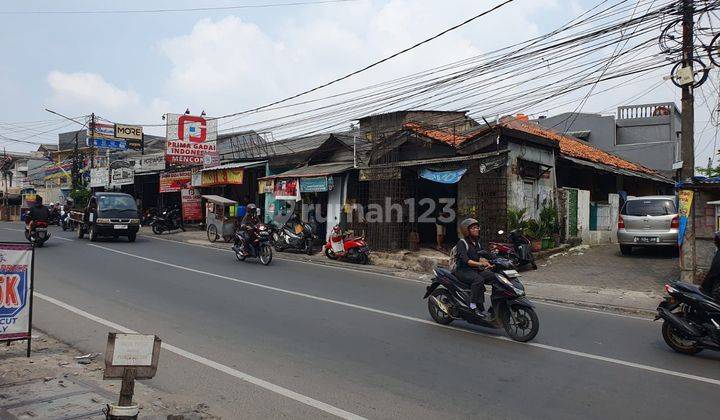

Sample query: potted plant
[539,203,559,250]
[524,219,543,252]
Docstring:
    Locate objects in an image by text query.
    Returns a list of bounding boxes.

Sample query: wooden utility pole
[90,113,96,169]
[680,0,695,180]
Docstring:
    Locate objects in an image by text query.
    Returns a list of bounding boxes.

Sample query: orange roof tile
[403,122,469,146]
[498,117,657,175]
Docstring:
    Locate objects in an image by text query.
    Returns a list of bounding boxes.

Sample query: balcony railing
[617,103,677,119]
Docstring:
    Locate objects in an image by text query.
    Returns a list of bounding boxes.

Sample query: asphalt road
[3,223,719,419]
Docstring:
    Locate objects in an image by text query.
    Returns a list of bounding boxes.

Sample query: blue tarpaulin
[419,168,467,184]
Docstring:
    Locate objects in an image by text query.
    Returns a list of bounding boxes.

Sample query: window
[621,199,676,216]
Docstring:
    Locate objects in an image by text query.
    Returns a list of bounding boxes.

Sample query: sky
[0,0,717,169]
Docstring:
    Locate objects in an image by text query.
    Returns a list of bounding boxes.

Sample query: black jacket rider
[27,203,50,224]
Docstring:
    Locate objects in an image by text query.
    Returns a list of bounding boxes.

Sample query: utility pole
[90,113,96,169]
[680,0,695,180]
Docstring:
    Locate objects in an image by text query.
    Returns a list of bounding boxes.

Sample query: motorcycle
[423,257,540,342]
[272,214,315,255]
[150,207,185,234]
[655,282,720,354]
[60,210,75,231]
[25,220,50,247]
[232,223,273,265]
[489,229,537,270]
[48,209,60,226]
[324,225,370,264]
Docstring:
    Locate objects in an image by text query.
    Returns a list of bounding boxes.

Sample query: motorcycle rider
[236,203,259,256]
[454,218,496,319]
[26,196,50,231]
[701,231,720,301]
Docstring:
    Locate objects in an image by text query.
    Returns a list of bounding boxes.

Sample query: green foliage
[507,207,528,232]
[539,203,559,236]
[523,218,543,239]
[697,165,720,178]
[69,188,91,209]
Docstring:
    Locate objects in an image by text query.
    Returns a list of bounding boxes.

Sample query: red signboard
[165,113,218,166]
[181,188,202,221]
[159,171,192,193]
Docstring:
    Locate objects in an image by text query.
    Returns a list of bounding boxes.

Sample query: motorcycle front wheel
[502,305,539,342]
[661,319,702,354]
[235,249,247,262]
[260,245,273,266]
[324,248,337,260]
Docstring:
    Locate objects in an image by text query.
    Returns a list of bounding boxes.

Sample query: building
[535,102,681,177]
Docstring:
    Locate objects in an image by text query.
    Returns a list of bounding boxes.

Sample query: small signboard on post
[0,242,35,357]
[104,333,161,416]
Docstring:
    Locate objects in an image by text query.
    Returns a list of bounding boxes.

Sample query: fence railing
[617,103,676,119]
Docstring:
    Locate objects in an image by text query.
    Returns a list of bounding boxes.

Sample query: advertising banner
[258,179,274,194]
[274,178,300,201]
[159,171,192,193]
[165,113,218,165]
[88,137,128,150]
[115,124,143,140]
[678,189,694,245]
[201,168,243,187]
[90,168,109,188]
[0,243,34,351]
[203,151,220,169]
[89,122,116,138]
[299,176,329,192]
[181,188,202,222]
[139,153,166,173]
[111,167,134,186]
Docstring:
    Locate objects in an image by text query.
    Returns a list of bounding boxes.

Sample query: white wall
[505,142,556,219]
[325,175,344,241]
[577,189,590,243]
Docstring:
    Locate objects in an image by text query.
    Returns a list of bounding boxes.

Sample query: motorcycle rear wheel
[259,245,273,265]
[502,305,539,342]
[152,225,163,235]
[428,289,454,325]
[661,319,702,354]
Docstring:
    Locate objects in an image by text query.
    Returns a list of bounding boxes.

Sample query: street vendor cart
[203,195,238,243]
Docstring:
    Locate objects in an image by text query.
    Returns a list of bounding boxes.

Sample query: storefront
[259,162,354,241]
[195,160,267,206]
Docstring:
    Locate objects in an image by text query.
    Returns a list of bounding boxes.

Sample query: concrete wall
[506,142,556,219]
[578,189,590,243]
[680,189,720,283]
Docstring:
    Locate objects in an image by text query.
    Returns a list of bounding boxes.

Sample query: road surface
[2,223,718,419]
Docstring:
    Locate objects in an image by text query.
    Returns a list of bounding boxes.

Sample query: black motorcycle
[60,210,75,231]
[423,257,540,342]
[655,282,720,354]
[25,220,50,247]
[232,223,273,265]
[150,207,185,234]
[272,215,315,255]
[489,229,537,270]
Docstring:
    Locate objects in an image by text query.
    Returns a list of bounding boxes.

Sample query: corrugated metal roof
[201,195,237,205]
[261,162,354,179]
[561,156,672,184]
[201,160,266,172]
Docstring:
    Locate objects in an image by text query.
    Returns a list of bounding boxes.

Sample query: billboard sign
[165,113,217,165]
[88,137,128,150]
[0,243,34,353]
[159,170,192,193]
[89,122,116,138]
[181,188,202,221]
[90,168,109,188]
[115,124,143,140]
[111,167,134,186]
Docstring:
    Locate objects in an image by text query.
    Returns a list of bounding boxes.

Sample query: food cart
[202,195,238,243]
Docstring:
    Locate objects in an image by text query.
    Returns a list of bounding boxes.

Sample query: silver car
[617,195,678,255]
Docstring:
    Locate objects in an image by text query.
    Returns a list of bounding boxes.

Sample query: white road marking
[35,292,367,420]
[89,243,720,387]
[139,233,428,284]
[0,227,73,241]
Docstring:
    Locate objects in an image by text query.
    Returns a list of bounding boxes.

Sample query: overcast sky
[0,0,716,168]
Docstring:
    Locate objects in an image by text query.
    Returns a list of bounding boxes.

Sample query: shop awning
[201,195,238,205]
[260,162,354,180]
[201,160,267,173]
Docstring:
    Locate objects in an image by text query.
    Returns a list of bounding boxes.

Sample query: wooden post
[118,368,136,406]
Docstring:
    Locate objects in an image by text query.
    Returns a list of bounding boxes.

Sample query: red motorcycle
[25,220,50,247]
[324,225,370,264]
[489,229,537,270]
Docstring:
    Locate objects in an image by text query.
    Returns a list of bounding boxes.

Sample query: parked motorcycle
[25,220,50,247]
[423,257,539,342]
[324,225,370,264]
[655,282,720,354]
[272,214,315,255]
[489,229,537,270]
[232,223,273,265]
[150,206,185,234]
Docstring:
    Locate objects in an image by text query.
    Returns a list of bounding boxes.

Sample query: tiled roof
[403,122,469,146]
[497,117,657,175]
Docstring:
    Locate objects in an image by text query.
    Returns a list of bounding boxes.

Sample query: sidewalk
[140,228,668,316]
[0,329,218,419]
